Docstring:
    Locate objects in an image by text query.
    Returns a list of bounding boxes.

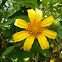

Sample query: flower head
[50,59,54,62]
[12,8,57,51]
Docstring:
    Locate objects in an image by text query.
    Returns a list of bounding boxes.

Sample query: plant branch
[0,0,7,9]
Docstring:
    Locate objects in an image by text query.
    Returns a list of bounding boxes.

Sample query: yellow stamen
[26,21,44,38]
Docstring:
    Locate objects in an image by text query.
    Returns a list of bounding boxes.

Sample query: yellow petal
[12,31,29,42]
[27,9,35,22]
[14,19,28,28]
[50,59,54,62]
[42,29,57,39]
[41,16,54,27]
[23,36,35,52]
[35,8,43,22]
[38,35,50,50]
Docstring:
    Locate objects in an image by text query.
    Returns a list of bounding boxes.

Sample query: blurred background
[0,0,62,62]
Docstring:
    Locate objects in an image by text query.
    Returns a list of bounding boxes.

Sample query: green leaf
[14,0,38,8]
[1,46,15,58]
[31,40,52,58]
[0,15,29,27]
[42,0,52,5]
[3,25,20,37]
[57,25,62,39]
[0,8,30,27]
[33,40,52,58]
[8,49,32,62]
[35,52,39,62]
[39,49,52,58]
[57,31,62,39]
[59,52,62,58]
[24,0,37,5]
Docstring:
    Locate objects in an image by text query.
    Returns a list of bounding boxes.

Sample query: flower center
[26,21,44,38]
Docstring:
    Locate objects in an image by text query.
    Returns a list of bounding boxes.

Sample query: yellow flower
[12,8,57,51]
[50,59,54,62]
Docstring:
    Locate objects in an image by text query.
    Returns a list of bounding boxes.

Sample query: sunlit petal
[27,9,35,22]
[38,35,50,50]
[12,31,29,42]
[42,29,57,39]
[14,19,28,28]
[23,36,35,52]
[35,8,43,22]
[41,16,54,27]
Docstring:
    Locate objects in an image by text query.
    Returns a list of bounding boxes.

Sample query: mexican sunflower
[12,8,57,51]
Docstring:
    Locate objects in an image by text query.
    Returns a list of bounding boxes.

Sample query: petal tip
[23,46,30,52]
[53,32,57,39]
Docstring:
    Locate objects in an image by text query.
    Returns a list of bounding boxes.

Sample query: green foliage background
[0,0,62,62]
